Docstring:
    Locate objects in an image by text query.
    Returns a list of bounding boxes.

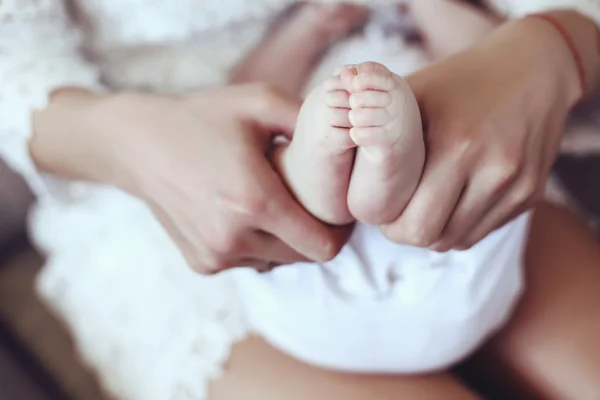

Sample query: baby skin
[276,62,425,226]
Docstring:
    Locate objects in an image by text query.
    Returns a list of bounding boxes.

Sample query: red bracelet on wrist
[526,13,586,96]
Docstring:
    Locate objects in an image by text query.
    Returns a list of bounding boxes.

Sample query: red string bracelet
[526,13,586,97]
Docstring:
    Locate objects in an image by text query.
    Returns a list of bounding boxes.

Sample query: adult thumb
[235,83,302,137]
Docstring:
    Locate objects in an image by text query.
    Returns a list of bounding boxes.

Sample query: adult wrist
[30,87,120,186]
[483,15,583,110]
[523,10,600,102]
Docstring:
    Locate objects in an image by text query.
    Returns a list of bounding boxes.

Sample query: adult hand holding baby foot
[382,11,600,251]
[31,84,348,274]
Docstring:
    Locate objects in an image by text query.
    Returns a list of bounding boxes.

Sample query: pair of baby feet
[276,62,425,227]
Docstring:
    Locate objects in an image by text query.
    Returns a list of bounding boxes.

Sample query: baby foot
[274,73,357,225]
[341,62,425,225]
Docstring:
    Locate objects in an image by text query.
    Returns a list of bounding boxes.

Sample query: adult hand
[381,16,585,251]
[32,84,349,273]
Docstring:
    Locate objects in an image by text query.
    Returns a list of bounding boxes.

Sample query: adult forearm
[470,11,596,111]
[29,88,118,185]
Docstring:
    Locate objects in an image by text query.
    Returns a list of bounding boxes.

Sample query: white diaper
[235,213,531,373]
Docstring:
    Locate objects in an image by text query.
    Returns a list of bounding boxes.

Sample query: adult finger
[235,83,302,136]
[432,162,520,251]
[241,228,354,267]
[262,191,347,262]
[381,151,467,247]
[242,230,311,265]
[149,206,190,257]
[233,257,280,272]
[149,204,221,273]
[257,165,348,262]
[492,201,535,235]
[262,145,351,261]
[459,165,542,249]
[459,125,554,248]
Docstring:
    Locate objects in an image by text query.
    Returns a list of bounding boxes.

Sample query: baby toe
[323,75,346,91]
[351,72,397,93]
[349,91,392,109]
[349,126,388,147]
[329,107,352,128]
[354,61,392,75]
[349,107,390,127]
[326,90,351,109]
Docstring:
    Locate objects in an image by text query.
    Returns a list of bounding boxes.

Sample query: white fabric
[30,189,249,399]
[238,215,529,373]
[0,0,104,196]
[0,0,598,399]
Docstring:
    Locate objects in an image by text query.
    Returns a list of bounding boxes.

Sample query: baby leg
[231,3,367,96]
[274,74,357,225]
[210,337,480,400]
[409,0,502,60]
[343,62,425,225]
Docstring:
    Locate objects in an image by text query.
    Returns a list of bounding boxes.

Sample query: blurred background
[0,159,109,400]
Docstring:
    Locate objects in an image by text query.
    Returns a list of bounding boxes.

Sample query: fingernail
[317,239,338,263]
[333,64,357,76]
[333,65,355,76]
[429,242,448,253]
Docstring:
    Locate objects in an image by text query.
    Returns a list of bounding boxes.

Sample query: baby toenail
[334,65,356,75]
